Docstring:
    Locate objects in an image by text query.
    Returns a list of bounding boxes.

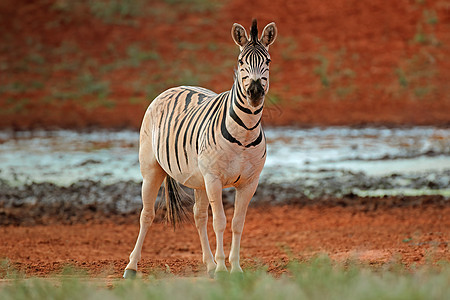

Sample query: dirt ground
[1,204,448,278]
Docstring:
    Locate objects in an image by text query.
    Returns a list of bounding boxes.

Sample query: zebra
[123,19,277,279]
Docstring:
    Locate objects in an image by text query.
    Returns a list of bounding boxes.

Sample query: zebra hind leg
[124,166,166,278]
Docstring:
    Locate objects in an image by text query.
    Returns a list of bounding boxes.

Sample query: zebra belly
[167,163,206,189]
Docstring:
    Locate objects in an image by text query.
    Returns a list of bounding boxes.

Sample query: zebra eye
[239,59,244,66]
[266,59,271,65]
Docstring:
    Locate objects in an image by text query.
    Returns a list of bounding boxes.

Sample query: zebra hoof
[207,269,218,279]
[123,269,137,279]
[214,271,229,281]
[230,271,244,280]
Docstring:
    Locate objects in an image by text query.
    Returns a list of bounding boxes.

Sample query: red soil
[0,0,449,130]
[1,205,448,277]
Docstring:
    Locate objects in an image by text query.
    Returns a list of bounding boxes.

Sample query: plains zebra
[124,19,277,279]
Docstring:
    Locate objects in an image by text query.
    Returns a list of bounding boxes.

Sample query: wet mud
[1,178,448,226]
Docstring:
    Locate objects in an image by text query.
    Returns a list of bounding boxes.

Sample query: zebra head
[232,19,277,108]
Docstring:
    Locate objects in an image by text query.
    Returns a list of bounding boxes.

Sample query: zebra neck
[222,82,263,145]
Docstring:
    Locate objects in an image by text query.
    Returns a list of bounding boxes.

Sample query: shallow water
[261,127,450,197]
[264,127,449,175]
[0,127,449,197]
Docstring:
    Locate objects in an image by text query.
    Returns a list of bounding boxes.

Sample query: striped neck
[220,77,263,147]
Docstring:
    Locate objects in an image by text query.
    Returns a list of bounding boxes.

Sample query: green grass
[395,68,409,87]
[278,36,298,61]
[394,50,439,100]
[163,0,223,13]
[411,8,440,46]
[99,44,159,73]
[423,9,439,25]
[77,72,110,99]
[414,86,434,98]
[1,256,449,300]
[312,48,358,100]
[314,55,330,88]
[88,0,144,25]
[126,45,160,67]
[335,85,356,99]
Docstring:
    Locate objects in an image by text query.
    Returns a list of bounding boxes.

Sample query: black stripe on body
[156,108,165,163]
[184,91,195,111]
[197,94,208,104]
[195,93,226,153]
[172,89,220,171]
[220,98,243,147]
[190,95,222,154]
[174,99,198,172]
[182,100,205,165]
[236,80,247,105]
[245,129,263,148]
[165,92,184,172]
[261,131,267,157]
[233,95,253,114]
[210,93,227,146]
[188,103,210,151]
[221,93,264,148]
[221,108,263,148]
[207,93,228,147]
[253,105,264,115]
[229,104,260,130]
[174,90,213,171]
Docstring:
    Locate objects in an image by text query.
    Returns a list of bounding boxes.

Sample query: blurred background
[0,0,449,129]
[0,0,449,225]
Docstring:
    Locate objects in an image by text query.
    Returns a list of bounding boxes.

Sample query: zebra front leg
[193,189,216,277]
[229,179,259,274]
[204,176,228,274]
[124,167,165,278]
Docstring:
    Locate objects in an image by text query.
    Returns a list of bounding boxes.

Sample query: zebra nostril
[247,79,265,102]
[250,80,262,90]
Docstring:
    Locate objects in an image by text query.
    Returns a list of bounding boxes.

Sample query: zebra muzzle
[247,79,265,105]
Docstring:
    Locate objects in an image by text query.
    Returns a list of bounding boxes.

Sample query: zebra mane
[250,19,258,44]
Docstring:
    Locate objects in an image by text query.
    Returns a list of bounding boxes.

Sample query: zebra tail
[164,175,194,229]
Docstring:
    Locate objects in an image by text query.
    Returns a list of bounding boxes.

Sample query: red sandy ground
[0,0,449,129]
[1,205,449,277]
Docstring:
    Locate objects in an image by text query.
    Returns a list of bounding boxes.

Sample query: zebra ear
[260,22,277,47]
[232,23,249,48]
